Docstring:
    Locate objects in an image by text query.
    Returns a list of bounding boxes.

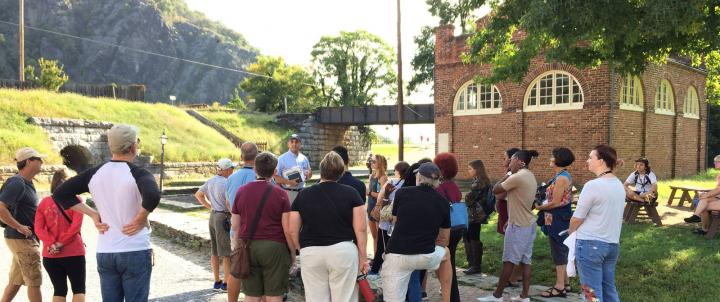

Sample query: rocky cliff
[0,0,257,103]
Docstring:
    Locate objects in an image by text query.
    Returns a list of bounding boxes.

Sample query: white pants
[381,246,446,302]
[300,241,359,302]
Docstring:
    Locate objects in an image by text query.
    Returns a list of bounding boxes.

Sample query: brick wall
[435,24,707,185]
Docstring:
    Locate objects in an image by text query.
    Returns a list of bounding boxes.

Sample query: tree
[464,0,720,84]
[310,30,397,107]
[238,55,318,113]
[226,87,247,111]
[24,58,69,91]
[409,0,484,93]
[706,51,720,165]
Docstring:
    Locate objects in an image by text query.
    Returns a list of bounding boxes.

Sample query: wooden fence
[0,79,145,101]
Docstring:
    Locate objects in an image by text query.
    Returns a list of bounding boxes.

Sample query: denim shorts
[502,224,536,265]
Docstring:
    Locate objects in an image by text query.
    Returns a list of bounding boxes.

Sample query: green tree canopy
[465,0,719,83]
[310,30,397,107]
[238,55,318,113]
[24,58,69,91]
[409,0,484,93]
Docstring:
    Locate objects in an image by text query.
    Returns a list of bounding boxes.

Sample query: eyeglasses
[29,157,43,163]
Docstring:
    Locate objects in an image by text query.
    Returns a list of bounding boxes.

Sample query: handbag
[443,185,468,229]
[230,183,273,279]
[379,202,394,222]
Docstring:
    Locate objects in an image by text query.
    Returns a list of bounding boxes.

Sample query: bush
[24,58,69,91]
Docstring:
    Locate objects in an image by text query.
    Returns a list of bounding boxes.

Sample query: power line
[0,19,273,80]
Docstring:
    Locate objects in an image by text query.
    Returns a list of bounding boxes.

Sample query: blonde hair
[320,151,345,181]
[107,124,139,155]
[373,154,388,179]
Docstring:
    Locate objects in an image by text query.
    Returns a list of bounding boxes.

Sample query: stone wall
[292,115,371,168]
[0,165,66,184]
[145,162,218,180]
[29,117,114,167]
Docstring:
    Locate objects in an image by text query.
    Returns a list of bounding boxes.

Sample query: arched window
[453,81,502,115]
[524,71,583,111]
[654,79,675,115]
[683,86,700,119]
[619,75,644,111]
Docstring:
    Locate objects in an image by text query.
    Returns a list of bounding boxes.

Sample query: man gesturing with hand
[54,124,160,302]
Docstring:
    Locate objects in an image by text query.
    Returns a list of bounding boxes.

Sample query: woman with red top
[433,152,463,302]
[34,170,86,302]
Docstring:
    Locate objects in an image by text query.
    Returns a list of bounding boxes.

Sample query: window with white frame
[453,81,502,115]
[683,86,700,118]
[654,79,675,115]
[619,75,643,110]
[524,71,583,111]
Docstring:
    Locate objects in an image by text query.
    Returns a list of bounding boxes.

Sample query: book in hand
[283,167,303,184]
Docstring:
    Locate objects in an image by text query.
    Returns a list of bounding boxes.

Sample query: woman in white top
[569,145,625,302]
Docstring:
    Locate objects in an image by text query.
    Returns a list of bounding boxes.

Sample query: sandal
[540,287,567,298]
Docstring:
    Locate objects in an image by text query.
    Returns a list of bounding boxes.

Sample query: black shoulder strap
[247,183,274,243]
[52,197,73,224]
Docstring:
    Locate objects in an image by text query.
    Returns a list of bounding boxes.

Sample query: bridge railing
[315,104,434,125]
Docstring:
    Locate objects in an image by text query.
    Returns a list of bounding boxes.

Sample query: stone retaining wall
[29,117,114,167]
[277,114,371,168]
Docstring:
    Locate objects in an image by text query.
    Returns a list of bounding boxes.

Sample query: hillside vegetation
[0,89,238,164]
[198,111,293,154]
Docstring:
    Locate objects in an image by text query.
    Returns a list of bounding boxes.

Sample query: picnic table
[666,185,712,208]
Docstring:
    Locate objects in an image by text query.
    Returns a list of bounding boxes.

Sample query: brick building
[434,24,708,184]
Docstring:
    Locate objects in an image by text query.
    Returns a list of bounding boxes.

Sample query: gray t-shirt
[573,177,625,244]
[199,175,229,212]
[0,175,38,239]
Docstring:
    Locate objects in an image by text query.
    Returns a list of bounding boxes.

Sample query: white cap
[107,124,139,154]
[217,158,237,170]
[15,147,46,162]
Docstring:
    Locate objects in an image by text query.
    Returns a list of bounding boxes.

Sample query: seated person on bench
[684,155,720,234]
[624,157,658,202]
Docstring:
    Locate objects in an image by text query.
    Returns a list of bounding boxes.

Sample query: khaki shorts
[243,240,291,297]
[209,212,232,257]
[5,238,42,287]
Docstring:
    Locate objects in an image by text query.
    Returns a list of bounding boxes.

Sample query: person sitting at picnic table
[683,156,720,232]
[624,157,658,202]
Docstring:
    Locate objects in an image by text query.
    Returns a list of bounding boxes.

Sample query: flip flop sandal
[540,287,567,298]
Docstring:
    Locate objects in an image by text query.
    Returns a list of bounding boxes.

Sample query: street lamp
[159,130,168,194]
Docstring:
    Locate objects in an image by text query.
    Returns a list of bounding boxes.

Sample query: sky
[183,0,489,142]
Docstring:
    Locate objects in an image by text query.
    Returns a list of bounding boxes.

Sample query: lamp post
[159,130,168,194]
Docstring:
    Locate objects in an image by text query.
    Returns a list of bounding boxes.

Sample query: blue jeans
[406,270,422,302]
[575,240,620,302]
[97,250,153,302]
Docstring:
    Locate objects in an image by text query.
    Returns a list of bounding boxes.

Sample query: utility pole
[396,0,404,161]
[18,0,25,81]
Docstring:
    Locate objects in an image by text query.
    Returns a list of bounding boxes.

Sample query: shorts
[243,240,291,297]
[5,238,42,287]
[502,224,536,265]
[209,212,232,257]
[548,235,569,265]
[381,246,447,302]
[367,197,377,222]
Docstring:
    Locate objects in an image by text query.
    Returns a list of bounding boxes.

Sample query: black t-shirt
[0,175,39,239]
[338,171,367,203]
[291,181,364,248]
[387,185,451,255]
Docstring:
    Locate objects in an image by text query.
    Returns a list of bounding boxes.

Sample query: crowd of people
[1,124,719,302]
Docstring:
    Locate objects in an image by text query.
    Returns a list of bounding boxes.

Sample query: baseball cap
[15,147,46,162]
[217,158,237,170]
[289,134,301,141]
[414,162,441,180]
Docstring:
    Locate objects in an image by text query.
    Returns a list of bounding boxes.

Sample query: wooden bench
[623,198,662,227]
[706,210,720,239]
[666,186,711,208]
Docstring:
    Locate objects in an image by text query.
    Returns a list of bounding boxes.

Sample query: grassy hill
[198,111,293,154]
[0,89,239,164]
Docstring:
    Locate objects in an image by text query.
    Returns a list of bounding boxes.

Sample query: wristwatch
[506,171,512,176]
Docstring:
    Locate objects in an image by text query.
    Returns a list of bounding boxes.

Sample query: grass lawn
[370,143,435,165]
[455,169,720,302]
[0,89,238,164]
[198,111,293,154]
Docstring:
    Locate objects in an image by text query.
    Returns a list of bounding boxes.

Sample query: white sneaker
[477,294,503,302]
[510,296,530,302]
